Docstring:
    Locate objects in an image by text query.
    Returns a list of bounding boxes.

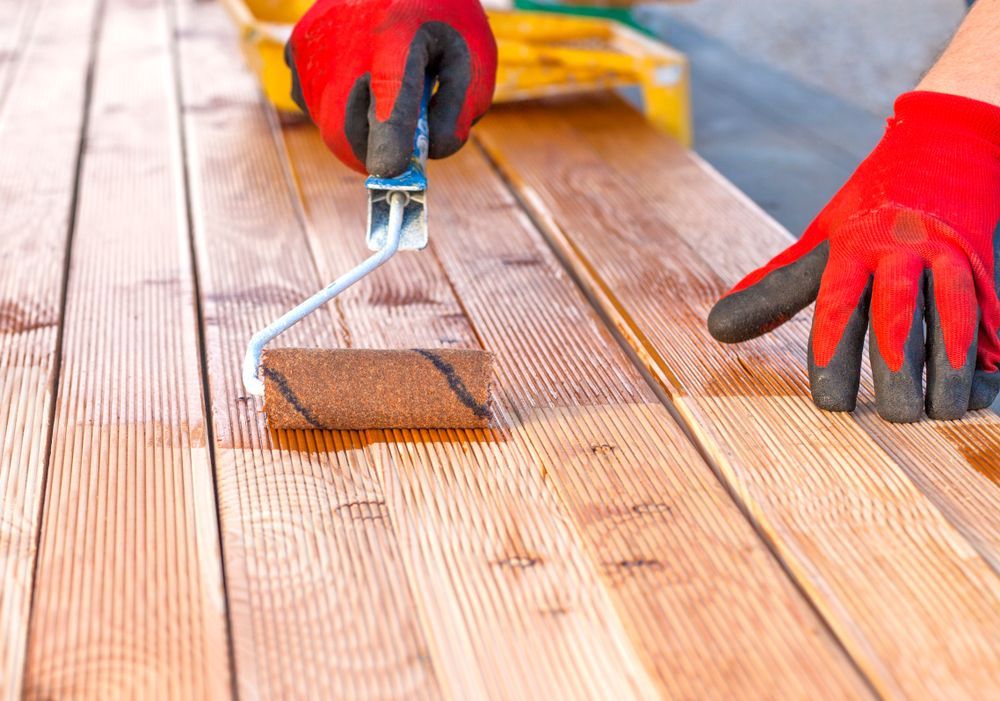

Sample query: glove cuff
[893,90,1000,144]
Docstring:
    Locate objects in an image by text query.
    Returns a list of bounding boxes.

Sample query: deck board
[476,95,1000,700]
[279,90,873,699]
[562,101,1000,568]
[180,3,669,698]
[174,2,444,698]
[22,0,232,698]
[0,0,37,114]
[0,0,101,698]
[5,3,999,698]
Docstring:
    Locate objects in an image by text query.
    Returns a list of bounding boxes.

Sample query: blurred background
[647,0,967,234]
[511,0,968,234]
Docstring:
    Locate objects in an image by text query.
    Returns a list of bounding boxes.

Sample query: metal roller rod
[242,191,408,397]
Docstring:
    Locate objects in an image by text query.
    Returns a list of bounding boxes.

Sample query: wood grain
[279,102,873,699]
[0,0,36,111]
[23,0,231,698]
[180,3,663,697]
[477,94,1000,700]
[175,2,442,698]
[0,0,101,698]
[529,97,1000,567]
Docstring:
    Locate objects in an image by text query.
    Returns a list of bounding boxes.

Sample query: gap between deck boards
[13,0,993,696]
[466,137,881,696]
[166,0,240,692]
[17,0,106,698]
[472,96,1000,701]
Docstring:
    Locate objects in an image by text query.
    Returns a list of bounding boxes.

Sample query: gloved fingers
[869,255,926,422]
[924,258,978,419]
[707,232,829,344]
[970,232,1000,411]
[808,257,872,412]
[969,368,1000,410]
[366,33,433,177]
[427,24,494,160]
[285,33,371,174]
[285,42,310,119]
[342,75,373,173]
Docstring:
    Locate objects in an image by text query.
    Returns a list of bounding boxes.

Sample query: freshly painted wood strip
[0,1,101,698]
[180,2,662,696]
[174,2,443,699]
[476,94,1000,700]
[22,0,231,698]
[280,111,873,699]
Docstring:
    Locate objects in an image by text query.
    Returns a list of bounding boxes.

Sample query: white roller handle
[242,191,407,397]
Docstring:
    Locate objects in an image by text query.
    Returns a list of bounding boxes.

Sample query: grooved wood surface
[175,2,443,698]
[476,94,1000,700]
[0,0,101,698]
[279,105,871,699]
[23,0,231,698]
[3,1,997,698]
[0,0,36,113]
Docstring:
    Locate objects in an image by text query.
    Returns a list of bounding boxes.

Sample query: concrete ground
[649,0,966,115]
[633,0,969,233]
[633,1,1000,412]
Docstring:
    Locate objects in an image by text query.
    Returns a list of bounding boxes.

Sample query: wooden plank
[280,105,874,698]
[22,0,231,698]
[0,0,101,698]
[476,94,1000,700]
[282,127,662,701]
[505,95,1000,566]
[0,0,37,111]
[179,3,664,698]
[174,2,443,699]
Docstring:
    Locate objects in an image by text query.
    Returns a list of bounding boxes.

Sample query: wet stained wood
[22,0,231,699]
[10,2,997,697]
[175,1,442,699]
[279,99,873,699]
[553,100,1000,573]
[477,94,1000,700]
[0,0,101,698]
[181,3,665,698]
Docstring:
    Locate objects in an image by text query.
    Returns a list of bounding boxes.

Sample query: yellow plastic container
[490,11,691,145]
[218,0,692,145]
[219,0,311,113]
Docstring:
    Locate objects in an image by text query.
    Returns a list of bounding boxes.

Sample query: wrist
[915,0,1000,110]
[916,75,1000,111]
[892,90,1000,144]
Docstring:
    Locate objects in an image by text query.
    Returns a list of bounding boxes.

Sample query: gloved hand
[708,91,1000,422]
[286,0,498,177]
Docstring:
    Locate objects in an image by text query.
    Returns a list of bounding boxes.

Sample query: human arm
[708,0,1000,422]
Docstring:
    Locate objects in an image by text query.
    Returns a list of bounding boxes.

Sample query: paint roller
[242,82,494,430]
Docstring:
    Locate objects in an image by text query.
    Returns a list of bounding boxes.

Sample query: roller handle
[365,79,432,192]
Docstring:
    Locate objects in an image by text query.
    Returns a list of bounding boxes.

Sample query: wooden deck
[1,0,998,699]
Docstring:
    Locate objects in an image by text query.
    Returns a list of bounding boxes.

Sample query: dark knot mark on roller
[412,349,492,420]
[261,365,326,430]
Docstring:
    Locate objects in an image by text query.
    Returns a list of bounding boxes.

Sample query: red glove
[286,0,497,177]
[709,91,1000,422]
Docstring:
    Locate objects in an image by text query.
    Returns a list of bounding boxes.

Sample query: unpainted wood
[280,102,873,699]
[174,2,443,699]
[23,1,232,698]
[0,0,36,112]
[476,94,1000,700]
[0,1,101,698]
